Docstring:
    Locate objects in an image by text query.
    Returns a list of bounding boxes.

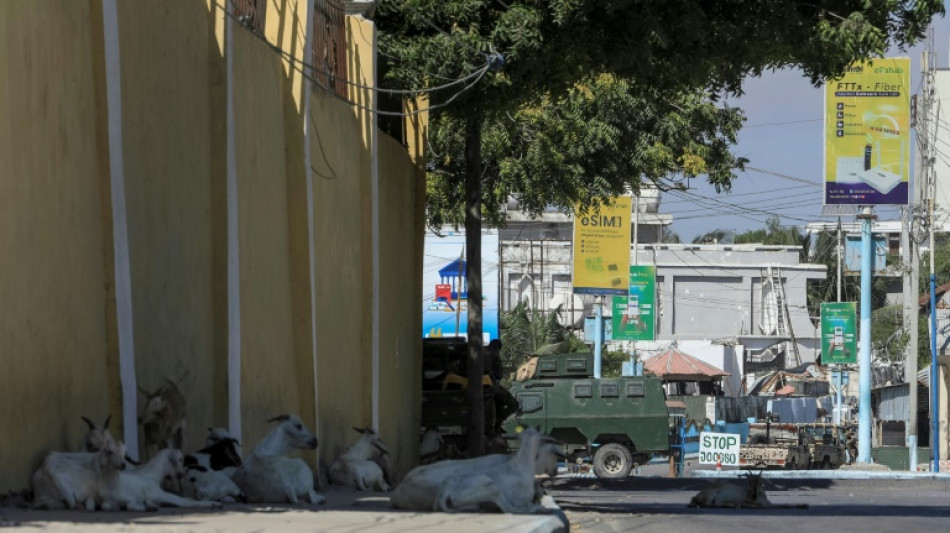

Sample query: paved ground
[0,486,567,533]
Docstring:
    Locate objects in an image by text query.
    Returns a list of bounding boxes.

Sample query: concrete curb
[691,469,950,480]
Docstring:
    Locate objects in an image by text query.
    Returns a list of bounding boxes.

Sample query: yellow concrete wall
[377,133,425,477]
[0,1,424,491]
[232,25,306,450]
[309,90,371,461]
[0,0,114,490]
[115,0,225,456]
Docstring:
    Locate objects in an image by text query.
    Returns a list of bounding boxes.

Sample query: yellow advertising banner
[824,57,910,205]
[572,197,632,294]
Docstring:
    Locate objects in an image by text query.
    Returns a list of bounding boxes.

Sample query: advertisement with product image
[824,57,910,205]
[820,302,857,365]
[611,265,656,341]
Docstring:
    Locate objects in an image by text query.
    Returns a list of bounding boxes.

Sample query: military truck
[739,442,811,469]
[420,337,496,455]
[502,351,670,479]
[798,423,852,469]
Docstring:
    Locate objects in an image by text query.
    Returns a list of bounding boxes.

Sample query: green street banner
[611,265,655,341]
[821,302,857,364]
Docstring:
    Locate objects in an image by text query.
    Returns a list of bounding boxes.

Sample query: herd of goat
[24,379,568,513]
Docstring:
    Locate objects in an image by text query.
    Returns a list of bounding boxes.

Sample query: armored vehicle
[502,351,670,479]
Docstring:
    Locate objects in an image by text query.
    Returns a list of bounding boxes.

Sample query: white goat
[231,414,325,505]
[31,438,127,510]
[186,465,244,503]
[96,447,219,511]
[138,379,186,459]
[390,427,554,513]
[329,427,391,491]
[79,415,114,453]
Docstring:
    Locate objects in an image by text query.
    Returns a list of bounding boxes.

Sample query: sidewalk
[0,486,568,533]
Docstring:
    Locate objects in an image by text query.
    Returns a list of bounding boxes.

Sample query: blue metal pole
[858,213,872,463]
[931,273,940,472]
[594,301,603,379]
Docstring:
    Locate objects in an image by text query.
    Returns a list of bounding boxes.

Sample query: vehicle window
[601,381,618,398]
[574,382,592,398]
[626,381,644,397]
[518,393,543,413]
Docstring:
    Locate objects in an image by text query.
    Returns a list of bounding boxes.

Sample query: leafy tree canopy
[425,74,746,228]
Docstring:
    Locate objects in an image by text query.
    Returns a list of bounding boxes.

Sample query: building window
[232,0,267,33]
[313,0,348,98]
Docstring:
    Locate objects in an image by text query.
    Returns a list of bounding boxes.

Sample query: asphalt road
[545,474,950,533]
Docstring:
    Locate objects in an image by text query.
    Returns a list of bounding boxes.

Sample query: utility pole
[857,205,875,463]
[902,206,919,469]
[920,49,940,472]
[835,217,843,425]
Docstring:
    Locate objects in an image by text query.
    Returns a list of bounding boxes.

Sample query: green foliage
[378,1,944,227]
[425,76,747,228]
[871,304,907,363]
[733,216,805,246]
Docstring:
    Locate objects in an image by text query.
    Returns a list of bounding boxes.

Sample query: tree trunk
[464,114,485,456]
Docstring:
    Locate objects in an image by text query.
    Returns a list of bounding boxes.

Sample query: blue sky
[664,10,950,242]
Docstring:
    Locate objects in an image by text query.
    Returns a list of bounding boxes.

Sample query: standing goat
[31,438,127,510]
[231,414,325,505]
[138,379,187,460]
[390,427,555,513]
[329,427,391,491]
[79,415,113,453]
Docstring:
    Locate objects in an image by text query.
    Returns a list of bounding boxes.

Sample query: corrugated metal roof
[643,345,730,380]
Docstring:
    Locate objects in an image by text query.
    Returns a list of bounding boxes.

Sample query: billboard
[820,302,857,365]
[611,265,656,341]
[422,229,499,341]
[572,197,632,294]
[824,57,910,205]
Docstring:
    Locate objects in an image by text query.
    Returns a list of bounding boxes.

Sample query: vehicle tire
[820,457,832,470]
[785,458,797,470]
[593,443,633,479]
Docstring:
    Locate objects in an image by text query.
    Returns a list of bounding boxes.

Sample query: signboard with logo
[698,431,740,466]
[572,197,632,295]
[611,265,656,340]
[824,57,910,205]
[821,302,857,364]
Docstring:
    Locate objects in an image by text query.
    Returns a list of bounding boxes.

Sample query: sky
[663,9,950,243]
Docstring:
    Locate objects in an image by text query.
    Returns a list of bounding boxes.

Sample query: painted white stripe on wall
[102,0,139,459]
[226,8,242,443]
[303,0,320,435]
[369,21,380,431]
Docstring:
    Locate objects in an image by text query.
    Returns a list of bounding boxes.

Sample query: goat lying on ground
[390,427,558,513]
[97,447,219,511]
[231,414,325,505]
[31,438,127,510]
[79,415,113,453]
[138,379,187,459]
[329,427,391,491]
[688,471,807,509]
[186,427,242,477]
[186,465,244,503]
